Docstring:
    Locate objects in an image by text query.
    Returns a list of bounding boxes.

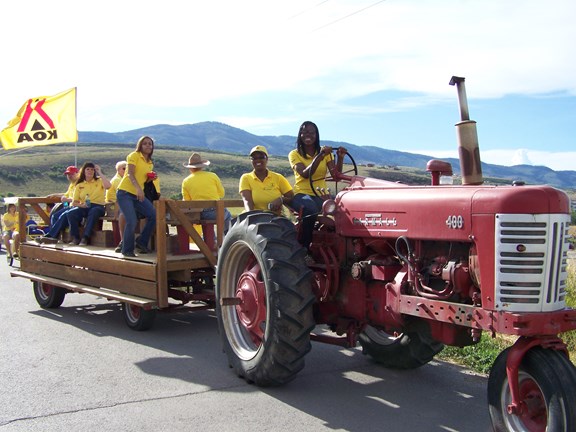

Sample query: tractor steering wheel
[310,150,358,197]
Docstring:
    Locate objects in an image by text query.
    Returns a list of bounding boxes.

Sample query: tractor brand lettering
[446,215,464,229]
[16,98,58,144]
[353,214,398,227]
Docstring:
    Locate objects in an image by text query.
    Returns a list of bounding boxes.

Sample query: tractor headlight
[322,199,337,216]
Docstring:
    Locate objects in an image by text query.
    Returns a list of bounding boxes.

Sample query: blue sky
[1,0,575,170]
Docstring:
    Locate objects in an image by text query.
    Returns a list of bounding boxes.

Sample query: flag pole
[74,86,78,167]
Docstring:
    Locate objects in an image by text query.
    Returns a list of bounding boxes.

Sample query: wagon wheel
[33,281,67,308]
[123,303,156,331]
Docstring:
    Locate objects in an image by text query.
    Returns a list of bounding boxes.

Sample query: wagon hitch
[310,321,361,348]
[505,336,568,416]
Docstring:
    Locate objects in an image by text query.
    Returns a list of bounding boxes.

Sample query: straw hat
[183,152,210,168]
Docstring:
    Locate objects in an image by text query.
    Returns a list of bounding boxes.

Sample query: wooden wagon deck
[11,197,244,310]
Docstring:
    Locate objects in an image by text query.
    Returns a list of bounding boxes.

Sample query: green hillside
[1,143,451,201]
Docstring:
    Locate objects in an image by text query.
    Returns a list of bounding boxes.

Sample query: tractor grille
[494,214,570,312]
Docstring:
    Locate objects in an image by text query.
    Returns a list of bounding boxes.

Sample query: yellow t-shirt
[182,171,225,201]
[2,212,20,233]
[64,182,76,199]
[105,173,123,203]
[73,178,107,205]
[288,149,333,195]
[118,151,154,195]
[239,170,292,212]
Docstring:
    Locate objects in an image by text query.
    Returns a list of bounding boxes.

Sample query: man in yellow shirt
[182,152,231,233]
[106,161,127,205]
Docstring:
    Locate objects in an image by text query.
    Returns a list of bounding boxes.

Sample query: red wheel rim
[517,377,547,431]
[41,284,54,297]
[235,258,266,347]
[128,304,141,320]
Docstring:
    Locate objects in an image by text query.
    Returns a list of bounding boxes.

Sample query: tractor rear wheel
[359,324,443,369]
[216,212,315,386]
[33,281,66,308]
[488,346,576,432]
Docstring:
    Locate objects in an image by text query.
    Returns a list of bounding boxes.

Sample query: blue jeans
[50,204,67,227]
[45,207,73,239]
[290,193,324,250]
[67,204,106,240]
[201,207,232,236]
[117,190,156,254]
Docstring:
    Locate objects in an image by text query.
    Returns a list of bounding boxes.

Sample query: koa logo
[16,98,58,143]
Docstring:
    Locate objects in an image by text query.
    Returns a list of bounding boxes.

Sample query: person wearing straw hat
[239,145,293,215]
[182,152,231,233]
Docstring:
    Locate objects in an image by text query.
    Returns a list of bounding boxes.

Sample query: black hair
[296,121,320,158]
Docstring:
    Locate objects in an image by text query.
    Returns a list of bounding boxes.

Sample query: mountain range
[79,121,576,190]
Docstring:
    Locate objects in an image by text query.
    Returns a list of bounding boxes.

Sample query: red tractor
[215,77,576,432]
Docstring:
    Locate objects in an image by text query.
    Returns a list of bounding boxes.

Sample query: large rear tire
[33,281,66,308]
[488,347,576,432]
[359,323,443,369]
[216,212,315,386]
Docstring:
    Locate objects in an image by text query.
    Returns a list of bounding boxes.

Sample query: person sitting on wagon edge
[46,165,79,226]
[66,162,111,246]
[239,145,293,215]
[182,152,231,235]
[36,166,80,244]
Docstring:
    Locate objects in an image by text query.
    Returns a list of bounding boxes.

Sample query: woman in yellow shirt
[116,136,157,257]
[239,145,293,215]
[66,162,111,245]
[288,121,346,250]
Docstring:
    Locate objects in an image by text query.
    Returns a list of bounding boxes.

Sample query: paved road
[0,252,493,432]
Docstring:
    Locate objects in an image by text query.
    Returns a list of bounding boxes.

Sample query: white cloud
[1,0,575,170]
[511,149,533,166]
[406,149,576,172]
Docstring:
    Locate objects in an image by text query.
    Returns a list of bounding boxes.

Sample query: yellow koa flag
[0,87,78,150]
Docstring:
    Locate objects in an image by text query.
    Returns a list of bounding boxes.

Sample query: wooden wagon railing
[12,197,244,310]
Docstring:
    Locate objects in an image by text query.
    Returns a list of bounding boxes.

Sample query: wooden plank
[155,199,169,308]
[20,244,156,281]
[216,200,225,247]
[20,259,158,300]
[166,200,216,266]
[166,256,213,271]
[17,197,61,239]
[10,270,157,307]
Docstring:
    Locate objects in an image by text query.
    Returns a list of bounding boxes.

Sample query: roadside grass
[439,253,576,373]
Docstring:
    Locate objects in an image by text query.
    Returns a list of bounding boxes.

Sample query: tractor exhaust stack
[449,76,483,185]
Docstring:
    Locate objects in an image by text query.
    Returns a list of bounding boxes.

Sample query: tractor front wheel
[359,324,443,369]
[488,346,576,432]
[216,212,315,386]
